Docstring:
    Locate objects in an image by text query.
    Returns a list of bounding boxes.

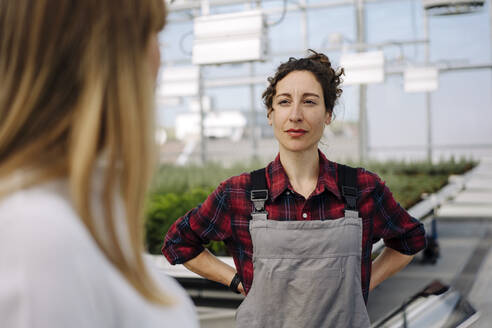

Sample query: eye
[278,99,290,105]
[304,99,317,105]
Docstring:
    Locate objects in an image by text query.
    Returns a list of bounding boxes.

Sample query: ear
[325,112,332,125]
[267,109,273,126]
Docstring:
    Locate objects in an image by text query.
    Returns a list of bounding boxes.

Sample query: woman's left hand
[370,247,414,291]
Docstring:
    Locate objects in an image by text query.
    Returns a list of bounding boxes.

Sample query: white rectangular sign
[157,66,199,97]
[340,51,385,85]
[192,10,267,65]
[404,67,439,93]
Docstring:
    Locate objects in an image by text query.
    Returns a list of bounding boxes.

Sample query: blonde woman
[0,1,197,327]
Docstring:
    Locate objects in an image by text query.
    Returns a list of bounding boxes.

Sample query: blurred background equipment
[156,0,492,166]
[422,0,485,15]
[340,50,386,85]
[371,280,479,328]
[157,66,200,97]
[191,9,267,65]
[404,67,439,93]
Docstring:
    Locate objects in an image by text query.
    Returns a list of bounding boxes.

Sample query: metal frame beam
[167,0,412,22]
[200,62,492,88]
[168,0,407,12]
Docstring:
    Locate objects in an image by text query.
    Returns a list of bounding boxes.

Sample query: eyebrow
[276,93,320,98]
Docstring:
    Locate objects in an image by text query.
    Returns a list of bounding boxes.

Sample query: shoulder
[0,180,109,278]
[0,181,95,258]
[334,164,385,206]
[355,166,384,192]
[0,181,115,326]
[350,166,395,210]
[213,173,253,209]
[331,162,383,193]
[218,172,252,193]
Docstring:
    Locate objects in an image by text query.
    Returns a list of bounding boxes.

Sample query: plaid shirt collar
[266,150,342,201]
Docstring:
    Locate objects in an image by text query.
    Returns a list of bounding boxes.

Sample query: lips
[285,129,307,137]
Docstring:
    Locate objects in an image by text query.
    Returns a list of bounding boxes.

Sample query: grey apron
[235,166,371,328]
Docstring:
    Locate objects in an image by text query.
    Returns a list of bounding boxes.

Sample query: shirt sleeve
[162,181,232,265]
[371,175,427,255]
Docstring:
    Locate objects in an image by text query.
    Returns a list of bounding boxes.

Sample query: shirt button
[286,191,290,195]
[302,213,308,219]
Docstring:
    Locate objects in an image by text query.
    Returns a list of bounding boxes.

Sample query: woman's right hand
[183,249,245,294]
[238,282,246,296]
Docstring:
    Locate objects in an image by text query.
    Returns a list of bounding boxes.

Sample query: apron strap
[337,164,359,218]
[250,165,358,220]
[250,168,268,220]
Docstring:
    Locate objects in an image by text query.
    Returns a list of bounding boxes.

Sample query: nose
[288,102,303,122]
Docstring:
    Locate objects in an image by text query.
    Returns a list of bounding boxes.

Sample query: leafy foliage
[150,161,263,195]
[145,187,213,254]
[362,157,476,208]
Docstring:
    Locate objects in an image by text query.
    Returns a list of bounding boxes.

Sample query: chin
[280,141,318,153]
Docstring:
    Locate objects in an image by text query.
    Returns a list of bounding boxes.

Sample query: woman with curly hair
[163,50,426,327]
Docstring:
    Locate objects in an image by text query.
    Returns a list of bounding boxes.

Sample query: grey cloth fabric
[235,212,371,328]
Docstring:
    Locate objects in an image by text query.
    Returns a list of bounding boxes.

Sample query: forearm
[183,249,236,287]
[369,247,414,291]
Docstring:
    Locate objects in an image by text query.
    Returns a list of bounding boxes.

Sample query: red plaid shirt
[162,151,426,303]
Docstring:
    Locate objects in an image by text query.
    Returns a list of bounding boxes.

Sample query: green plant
[150,160,264,195]
[145,187,213,254]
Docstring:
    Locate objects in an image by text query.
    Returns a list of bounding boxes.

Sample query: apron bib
[235,165,370,328]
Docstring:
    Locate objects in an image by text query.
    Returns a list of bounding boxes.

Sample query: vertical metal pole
[359,87,368,163]
[423,11,432,163]
[410,0,418,58]
[248,0,261,161]
[250,62,259,161]
[300,0,309,51]
[489,0,492,109]
[200,0,210,15]
[356,0,368,163]
[198,66,207,164]
[426,92,432,162]
[198,0,209,164]
[490,0,492,61]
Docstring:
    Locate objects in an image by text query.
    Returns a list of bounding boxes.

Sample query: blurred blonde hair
[0,0,171,305]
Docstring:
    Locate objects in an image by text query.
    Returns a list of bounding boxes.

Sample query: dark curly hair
[262,49,344,117]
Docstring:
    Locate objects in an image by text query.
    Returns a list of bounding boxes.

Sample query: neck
[279,146,320,198]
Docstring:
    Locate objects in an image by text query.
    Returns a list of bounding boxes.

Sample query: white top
[0,179,198,328]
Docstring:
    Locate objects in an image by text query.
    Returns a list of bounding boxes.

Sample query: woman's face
[268,70,331,154]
